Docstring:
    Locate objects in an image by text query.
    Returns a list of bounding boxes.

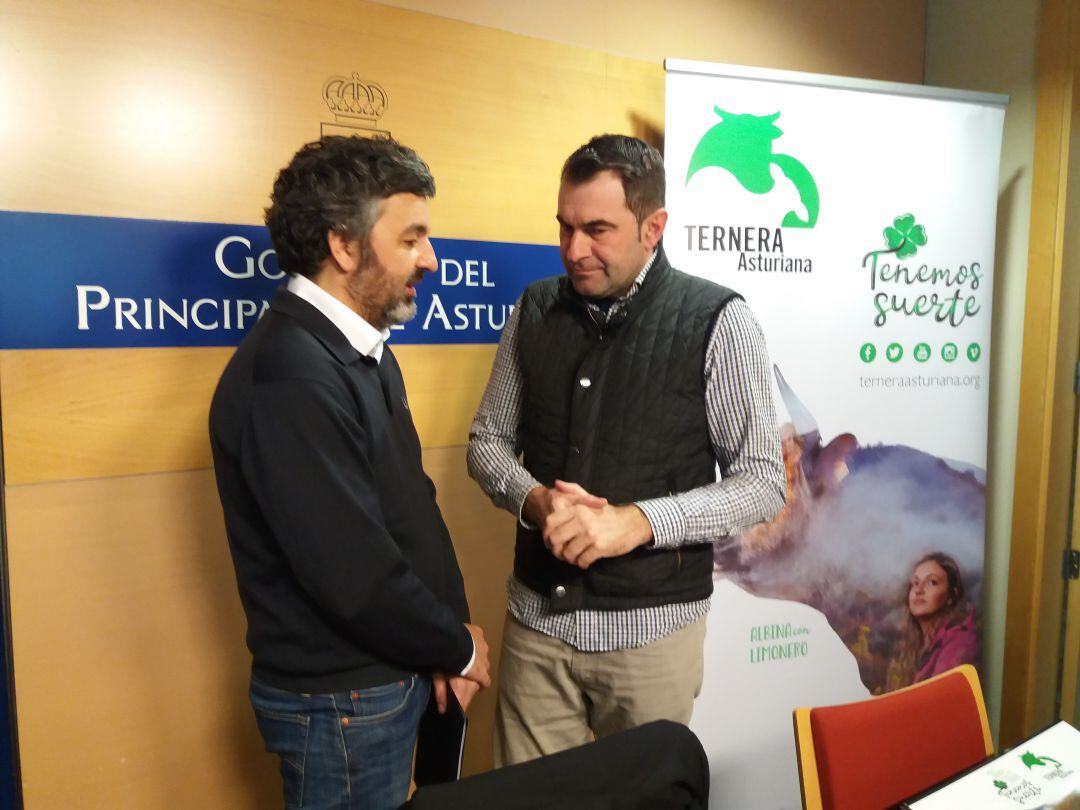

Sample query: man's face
[347,193,437,330]
[557,170,665,300]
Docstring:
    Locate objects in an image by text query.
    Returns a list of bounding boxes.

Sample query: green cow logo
[686,107,820,229]
[1022,751,1062,770]
[994,779,1009,791]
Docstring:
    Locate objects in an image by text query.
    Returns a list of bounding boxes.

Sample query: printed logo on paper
[990,767,1043,805]
[1022,750,1074,782]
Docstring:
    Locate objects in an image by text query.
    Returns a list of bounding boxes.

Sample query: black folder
[413,683,467,786]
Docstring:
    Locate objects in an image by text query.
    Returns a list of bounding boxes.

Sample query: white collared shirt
[286,273,390,362]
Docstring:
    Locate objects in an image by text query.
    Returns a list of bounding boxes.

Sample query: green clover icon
[884,214,928,259]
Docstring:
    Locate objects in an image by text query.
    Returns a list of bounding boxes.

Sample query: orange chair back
[793,665,993,810]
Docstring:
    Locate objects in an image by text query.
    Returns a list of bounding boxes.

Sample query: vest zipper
[587,306,605,339]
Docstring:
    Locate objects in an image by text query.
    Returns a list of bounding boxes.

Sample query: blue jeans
[249,675,430,810]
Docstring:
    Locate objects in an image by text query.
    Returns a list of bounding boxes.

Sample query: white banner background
[665,61,1005,809]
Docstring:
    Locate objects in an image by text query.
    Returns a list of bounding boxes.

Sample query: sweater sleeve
[241,376,473,675]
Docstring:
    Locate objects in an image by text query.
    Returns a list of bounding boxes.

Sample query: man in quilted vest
[468,134,785,765]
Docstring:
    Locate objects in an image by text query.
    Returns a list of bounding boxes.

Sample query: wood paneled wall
[1001,0,1080,745]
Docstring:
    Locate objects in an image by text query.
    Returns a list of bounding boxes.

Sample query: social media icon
[914,342,931,362]
[860,343,876,363]
[942,342,958,362]
[886,342,903,362]
[966,342,981,361]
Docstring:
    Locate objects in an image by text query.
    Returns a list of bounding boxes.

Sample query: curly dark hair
[265,136,436,278]
[561,134,664,225]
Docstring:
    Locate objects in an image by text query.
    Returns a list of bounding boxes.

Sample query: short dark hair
[561,134,665,224]
[265,136,436,278]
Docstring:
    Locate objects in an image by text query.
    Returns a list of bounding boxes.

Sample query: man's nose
[419,239,437,273]
[564,230,591,262]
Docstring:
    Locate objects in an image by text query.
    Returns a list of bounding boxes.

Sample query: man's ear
[326,230,360,274]
[640,207,668,251]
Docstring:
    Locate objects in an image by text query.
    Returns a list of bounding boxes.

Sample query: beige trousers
[493,613,707,767]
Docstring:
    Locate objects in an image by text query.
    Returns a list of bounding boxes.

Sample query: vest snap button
[553,585,567,599]
[579,377,591,388]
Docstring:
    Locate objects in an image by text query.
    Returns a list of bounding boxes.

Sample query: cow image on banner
[665,59,1005,810]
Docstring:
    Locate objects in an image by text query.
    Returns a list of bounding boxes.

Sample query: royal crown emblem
[320,72,390,139]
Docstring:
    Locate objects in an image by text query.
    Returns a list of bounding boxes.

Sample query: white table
[905,721,1080,809]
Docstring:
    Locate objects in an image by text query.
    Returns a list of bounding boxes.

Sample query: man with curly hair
[210,136,490,810]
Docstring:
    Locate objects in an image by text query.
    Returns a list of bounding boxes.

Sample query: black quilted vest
[514,251,740,611]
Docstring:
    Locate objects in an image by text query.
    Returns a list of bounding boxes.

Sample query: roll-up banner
[665,59,1006,809]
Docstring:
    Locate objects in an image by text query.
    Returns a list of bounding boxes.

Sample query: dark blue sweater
[210,288,472,693]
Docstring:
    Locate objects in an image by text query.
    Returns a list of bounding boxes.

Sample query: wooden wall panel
[394,344,498,451]
[0,348,231,485]
[5,470,277,809]
[4,448,513,808]
[2,0,662,245]
[1001,0,1080,744]
[378,0,926,84]
[0,345,497,485]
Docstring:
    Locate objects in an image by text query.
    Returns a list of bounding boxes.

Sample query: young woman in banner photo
[886,552,980,690]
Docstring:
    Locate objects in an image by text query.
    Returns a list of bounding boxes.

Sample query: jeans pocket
[346,677,417,724]
[252,707,310,807]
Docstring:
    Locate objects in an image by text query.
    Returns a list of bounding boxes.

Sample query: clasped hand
[530,480,653,570]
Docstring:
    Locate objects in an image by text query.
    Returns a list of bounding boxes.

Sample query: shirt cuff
[509,474,543,529]
[459,638,476,677]
[636,497,687,548]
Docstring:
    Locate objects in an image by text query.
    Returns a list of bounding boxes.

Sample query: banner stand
[664,58,1007,809]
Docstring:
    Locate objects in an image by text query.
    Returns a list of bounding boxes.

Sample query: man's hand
[432,673,482,714]
[523,479,607,531]
[461,623,491,689]
[542,502,654,569]
[449,676,480,711]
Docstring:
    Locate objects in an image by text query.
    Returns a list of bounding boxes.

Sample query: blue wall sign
[0,211,559,349]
